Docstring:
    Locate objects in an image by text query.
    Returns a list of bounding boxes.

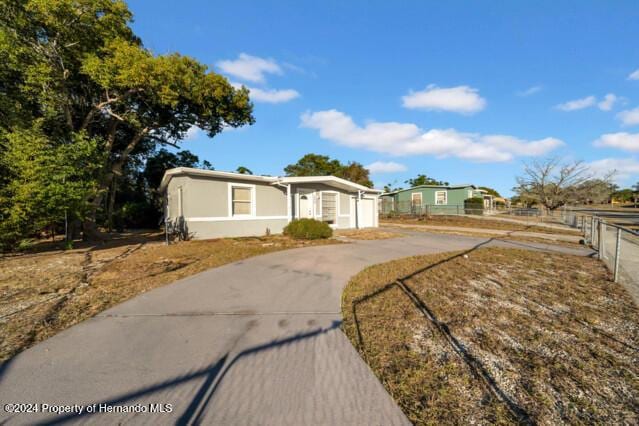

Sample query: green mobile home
[380,184,493,215]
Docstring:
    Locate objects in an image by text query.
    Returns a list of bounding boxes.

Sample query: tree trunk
[107,176,118,232]
[83,127,147,241]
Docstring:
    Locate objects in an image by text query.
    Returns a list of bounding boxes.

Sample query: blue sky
[128,0,639,196]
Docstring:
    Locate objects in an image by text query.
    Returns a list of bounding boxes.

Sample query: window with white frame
[435,191,447,205]
[231,185,253,215]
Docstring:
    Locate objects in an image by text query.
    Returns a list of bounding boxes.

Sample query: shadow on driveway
[40,321,341,425]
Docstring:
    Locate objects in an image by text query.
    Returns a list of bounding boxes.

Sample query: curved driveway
[0,231,593,425]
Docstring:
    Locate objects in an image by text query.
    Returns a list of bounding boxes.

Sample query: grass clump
[283,218,333,240]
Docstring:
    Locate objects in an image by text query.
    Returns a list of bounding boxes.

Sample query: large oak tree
[0,0,254,243]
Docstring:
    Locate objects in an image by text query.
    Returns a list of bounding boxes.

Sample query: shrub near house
[283,219,333,240]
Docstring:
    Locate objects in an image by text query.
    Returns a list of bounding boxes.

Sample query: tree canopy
[611,188,636,203]
[405,174,449,187]
[382,184,403,193]
[284,154,373,188]
[478,186,501,197]
[0,0,254,248]
[236,166,253,175]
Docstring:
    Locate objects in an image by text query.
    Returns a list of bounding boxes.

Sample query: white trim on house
[227,182,256,217]
[160,167,382,195]
[286,184,292,223]
[411,192,422,206]
[435,190,448,205]
[187,216,288,222]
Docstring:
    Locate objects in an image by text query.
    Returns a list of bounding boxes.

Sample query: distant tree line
[513,158,633,210]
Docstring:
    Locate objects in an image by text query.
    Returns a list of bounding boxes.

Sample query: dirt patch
[334,229,402,240]
[0,234,337,362]
[382,216,579,235]
[342,247,639,425]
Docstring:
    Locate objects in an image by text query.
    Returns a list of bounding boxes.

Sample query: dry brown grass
[394,226,585,249]
[0,234,337,362]
[334,228,402,240]
[342,247,639,425]
[382,215,579,235]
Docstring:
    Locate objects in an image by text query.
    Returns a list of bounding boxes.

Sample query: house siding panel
[255,184,287,216]
[382,185,475,214]
[167,176,187,218]
[182,176,228,218]
[186,219,288,239]
[339,193,350,215]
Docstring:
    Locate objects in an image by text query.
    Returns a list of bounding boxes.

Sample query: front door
[299,194,313,218]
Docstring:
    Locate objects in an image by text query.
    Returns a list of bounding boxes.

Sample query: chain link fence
[379,200,566,224]
[561,209,639,302]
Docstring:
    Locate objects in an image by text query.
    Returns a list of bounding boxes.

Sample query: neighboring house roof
[159,167,382,193]
[381,184,477,196]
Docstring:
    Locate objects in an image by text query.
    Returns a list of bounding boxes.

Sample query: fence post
[613,228,621,283]
[598,221,604,260]
[584,217,590,244]
[590,216,595,246]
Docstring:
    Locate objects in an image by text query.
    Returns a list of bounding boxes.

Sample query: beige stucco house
[159,167,381,239]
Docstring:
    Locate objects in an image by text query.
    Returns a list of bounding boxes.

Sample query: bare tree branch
[514,158,612,210]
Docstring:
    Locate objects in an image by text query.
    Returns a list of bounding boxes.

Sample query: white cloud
[365,161,407,174]
[586,158,639,181]
[231,82,299,104]
[628,69,639,80]
[555,94,619,112]
[594,132,639,152]
[402,85,486,114]
[185,126,201,140]
[217,53,282,83]
[247,87,300,103]
[555,95,596,111]
[517,85,542,97]
[597,93,617,111]
[300,109,563,163]
[617,107,639,127]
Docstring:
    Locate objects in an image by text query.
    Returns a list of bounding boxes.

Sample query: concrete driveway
[0,232,593,425]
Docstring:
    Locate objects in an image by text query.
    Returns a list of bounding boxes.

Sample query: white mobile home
[159,167,381,239]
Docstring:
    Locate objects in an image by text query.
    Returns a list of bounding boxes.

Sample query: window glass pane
[436,191,446,204]
[232,187,251,202]
[233,201,251,215]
